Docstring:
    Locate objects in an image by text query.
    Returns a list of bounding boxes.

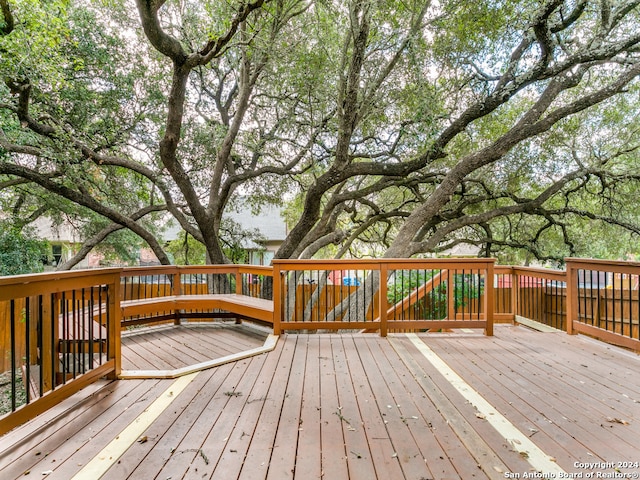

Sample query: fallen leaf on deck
[606,417,629,425]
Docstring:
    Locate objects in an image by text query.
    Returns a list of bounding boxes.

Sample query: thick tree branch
[0,162,172,264]
[56,204,168,270]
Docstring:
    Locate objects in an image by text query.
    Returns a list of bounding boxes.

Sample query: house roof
[226,204,288,242]
[161,204,288,249]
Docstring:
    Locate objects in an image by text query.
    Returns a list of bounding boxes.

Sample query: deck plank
[181,355,268,478]
[295,335,322,478]
[209,334,288,480]
[330,335,377,480]
[341,335,407,480]
[2,326,640,480]
[422,325,640,471]
[266,335,306,480]
[415,333,580,469]
[109,362,237,479]
[237,333,297,480]
[318,335,350,480]
[368,335,468,479]
[120,323,267,371]
[149,356,259,480]
[0,379,168,479]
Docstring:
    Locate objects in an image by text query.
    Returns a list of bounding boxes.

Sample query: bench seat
[121,294,274,323]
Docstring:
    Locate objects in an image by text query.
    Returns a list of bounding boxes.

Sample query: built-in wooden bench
[120,294,274,325]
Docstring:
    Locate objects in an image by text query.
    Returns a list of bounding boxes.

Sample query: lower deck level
[1,325,639,479]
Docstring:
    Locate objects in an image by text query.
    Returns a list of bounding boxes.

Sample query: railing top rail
[494,266,514,274]
[510,266,567,280]
[119,266,180,276]
[119,264,273,276]
[566,258,640,272]
[272,258,496,270]
[0,267,123,286]
[0,268,122,302]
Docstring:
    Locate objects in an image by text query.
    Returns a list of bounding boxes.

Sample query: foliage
[2,0,640,267]
[166,231,207,265]
[0,226,49,275]
[388,270,483,319]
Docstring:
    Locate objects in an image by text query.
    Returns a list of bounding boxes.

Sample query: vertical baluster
[81,288,86,374]
[50,293,56,388]
[38,295,44,397]
[61,292,67,383]
[89,287,94,370]
[25,297,30,404]
[612,274,617,335]
[71,290,77,379]
[10,300,16,411]
[105,286,110,364]
[628,274,633,339]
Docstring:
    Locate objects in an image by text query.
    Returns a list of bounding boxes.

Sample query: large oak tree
[1,0,640,267]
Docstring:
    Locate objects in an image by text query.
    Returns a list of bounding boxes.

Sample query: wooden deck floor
[1,325,639,480]
[121,323,269,371]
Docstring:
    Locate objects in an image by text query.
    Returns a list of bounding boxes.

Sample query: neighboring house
[33,203,288,269]
[33,217,104,270]
[143,204,288,266]
[437,243,482,258]
[225,204,288,265]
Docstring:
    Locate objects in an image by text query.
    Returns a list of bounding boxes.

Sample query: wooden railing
[3,258,640,435]
[0,269,120,435]
[493,260,640,352]
[119,265,273,326]
[272,258,496,336]
[510,266,567,330]
[566,259,640,351]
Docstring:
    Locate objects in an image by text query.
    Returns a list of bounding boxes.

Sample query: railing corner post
[108,272,122,379]
[565,259,577,335]
[272,262,282,335]
[173,267,182,325]
[379,263,388,337]
[510,267,518,325]
[172,267,182,296]
[235,268,243,296]
[485,260,495,336]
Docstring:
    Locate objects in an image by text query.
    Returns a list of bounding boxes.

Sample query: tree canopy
[1,0,640,267]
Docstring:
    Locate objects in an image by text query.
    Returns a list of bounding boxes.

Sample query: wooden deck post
[447,270,456,322]
[485,260,495,336]
[107,273,121,379]
[272,263,282,335]
[172,268,182,296]
[510,267,518,324]
[235,268,243,295]
[172,268,182,325]
[379,263,388,337]
[565,259,577,335]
